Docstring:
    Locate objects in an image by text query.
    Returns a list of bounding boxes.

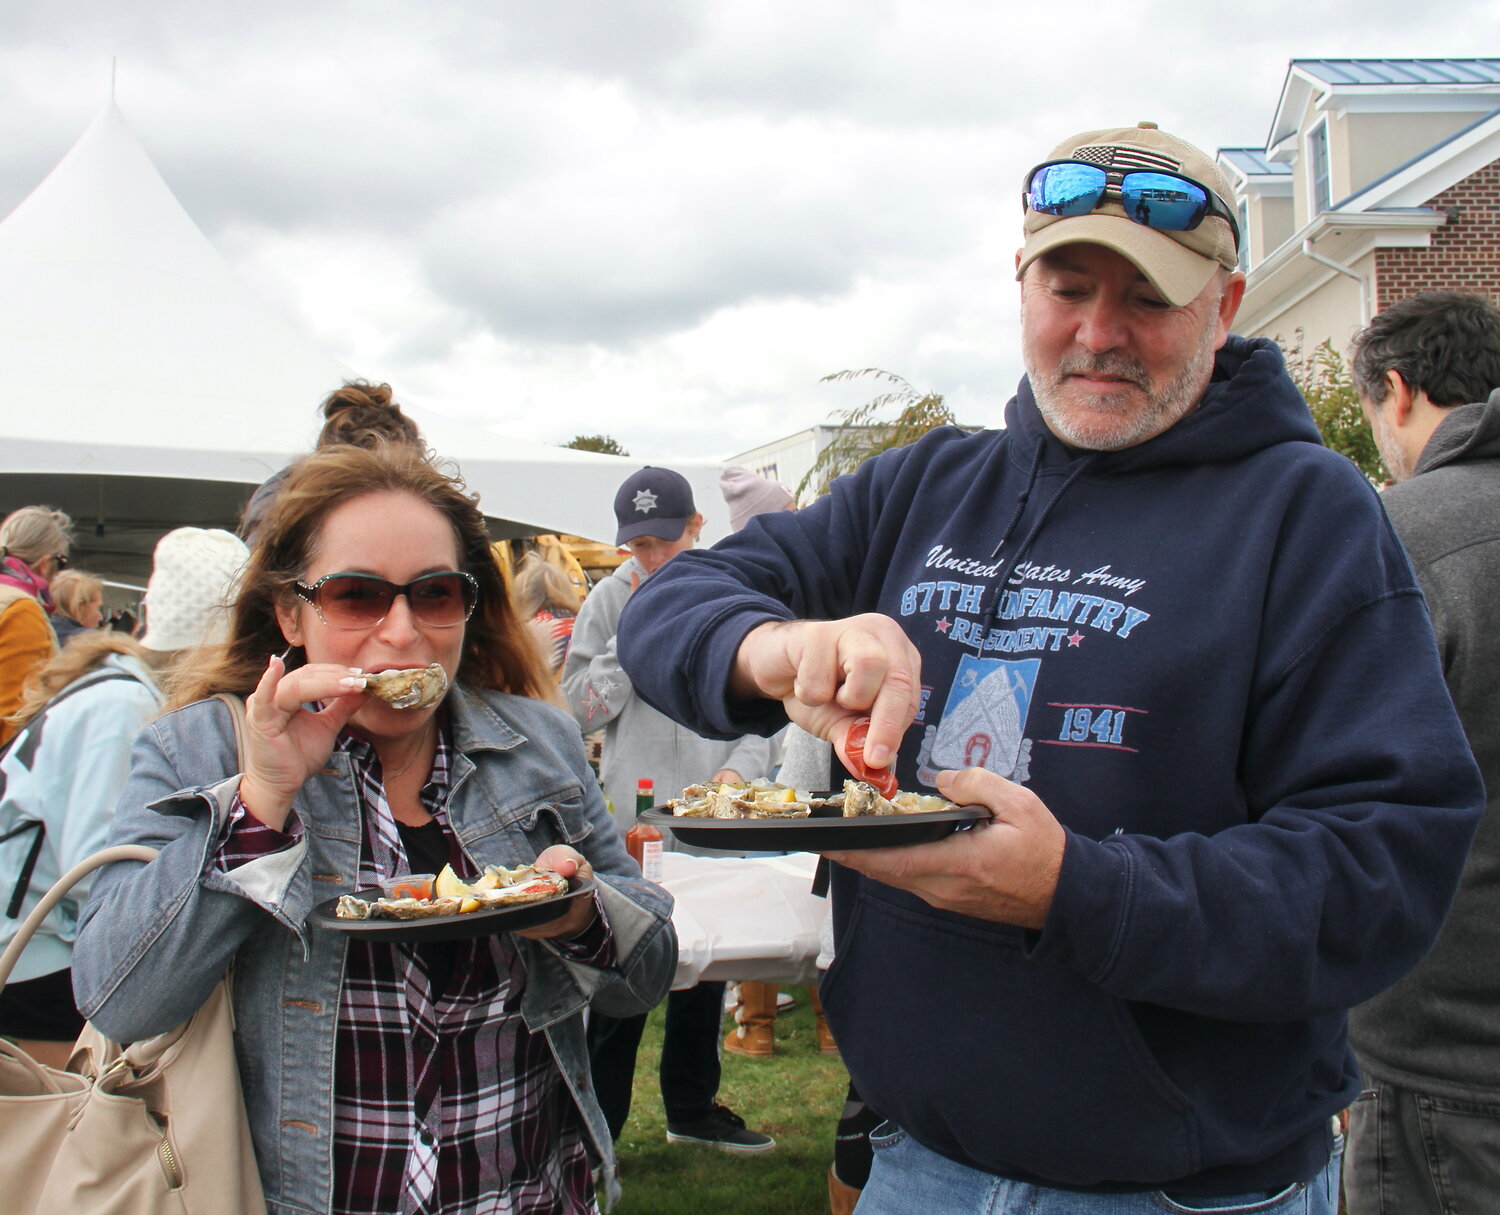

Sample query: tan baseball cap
[1016,121,1239,306]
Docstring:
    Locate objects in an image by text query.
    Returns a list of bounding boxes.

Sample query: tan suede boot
[724,981,778,1058]
[811,987,839,1056]
[828,1164,861,1215]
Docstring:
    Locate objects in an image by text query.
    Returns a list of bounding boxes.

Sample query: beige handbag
[0,692,266,1214]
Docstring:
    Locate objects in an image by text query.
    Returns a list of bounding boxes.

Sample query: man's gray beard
[1025,312,1220,451]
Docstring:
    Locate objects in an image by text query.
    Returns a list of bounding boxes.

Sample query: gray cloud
[0,1,1493,461]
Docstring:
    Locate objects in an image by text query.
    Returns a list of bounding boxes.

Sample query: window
[1308,121,1331,216]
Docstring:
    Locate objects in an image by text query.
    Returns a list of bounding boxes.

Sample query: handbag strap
[212,692,248,767]
[0,843,158,991]
[0,693,249,992]
[0,669,142,919]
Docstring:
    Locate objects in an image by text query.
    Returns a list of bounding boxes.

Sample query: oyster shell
[669,782,817,819]
[332,894,465,921]
[836,779,955,817]
[840,778,896,818]
[334,894,372,919]
[363,663,449,709]
[332,865,569,921]
[891,792,954,815]
[470,868,569,905]
[370,895,464,920]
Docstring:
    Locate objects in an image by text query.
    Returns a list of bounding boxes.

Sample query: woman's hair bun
[316,380,424,450]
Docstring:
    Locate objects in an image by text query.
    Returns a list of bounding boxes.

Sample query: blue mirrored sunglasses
[1024,160,1239,251]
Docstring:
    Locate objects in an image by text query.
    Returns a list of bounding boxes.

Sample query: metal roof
[1268,59,1500,155]
[1218,148,1292,177]
[1291,59,1500,87]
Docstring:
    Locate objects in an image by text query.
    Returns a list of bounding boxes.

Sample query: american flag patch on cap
[1073,144,1181,174]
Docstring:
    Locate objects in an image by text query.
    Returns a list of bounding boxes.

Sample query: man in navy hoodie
[616,123,1484,1214]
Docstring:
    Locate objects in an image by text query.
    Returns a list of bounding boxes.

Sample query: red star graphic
[1067,632,1084,647]
[936,617,951,633]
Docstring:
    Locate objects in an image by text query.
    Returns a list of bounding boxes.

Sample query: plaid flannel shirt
[219,728,603,1215]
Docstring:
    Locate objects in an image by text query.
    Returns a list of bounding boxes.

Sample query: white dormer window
[1307,120,1332,216]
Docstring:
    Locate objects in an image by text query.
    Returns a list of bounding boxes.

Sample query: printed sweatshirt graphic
[617,336,1484,1194]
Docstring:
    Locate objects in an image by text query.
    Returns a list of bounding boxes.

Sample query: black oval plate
[309,878,594,942]
[642,805,988,852]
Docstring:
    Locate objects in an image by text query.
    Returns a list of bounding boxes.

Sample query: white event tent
[0,105,730,584]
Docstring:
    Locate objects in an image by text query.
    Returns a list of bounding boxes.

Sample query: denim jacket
[73,685,676,1214]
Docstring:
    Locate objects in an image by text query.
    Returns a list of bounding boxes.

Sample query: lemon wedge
[434,864,472,900]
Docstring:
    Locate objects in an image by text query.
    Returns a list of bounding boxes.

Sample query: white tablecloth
[658,851,829,990]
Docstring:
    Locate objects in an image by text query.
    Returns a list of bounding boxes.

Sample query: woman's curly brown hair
[171,443,550,708]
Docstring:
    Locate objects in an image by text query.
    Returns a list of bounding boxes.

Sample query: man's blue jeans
[855,1123,1341,1214]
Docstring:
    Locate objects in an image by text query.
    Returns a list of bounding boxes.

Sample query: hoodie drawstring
[976,453,1099,656]
[988,444,1044,562]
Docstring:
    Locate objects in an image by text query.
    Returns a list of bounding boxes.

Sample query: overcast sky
[0,4,1493,462]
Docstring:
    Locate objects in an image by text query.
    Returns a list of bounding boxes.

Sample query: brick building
[1216,59,1500,359]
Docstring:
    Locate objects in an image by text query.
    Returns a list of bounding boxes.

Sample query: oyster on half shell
[363,663,449,709]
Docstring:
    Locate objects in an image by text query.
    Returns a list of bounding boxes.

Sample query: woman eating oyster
[74,442,675,1214]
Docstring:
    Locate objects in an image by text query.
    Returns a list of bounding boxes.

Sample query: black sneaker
[665,1102,777,1153]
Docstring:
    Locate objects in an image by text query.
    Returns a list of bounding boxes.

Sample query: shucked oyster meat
[835,779,955,817]
[332,863,570,921]
[362,663,449,709]
[669,781,816,819]
[668,778,956,821]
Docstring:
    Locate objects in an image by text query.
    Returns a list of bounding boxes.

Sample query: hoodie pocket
[822,886,1200,1187]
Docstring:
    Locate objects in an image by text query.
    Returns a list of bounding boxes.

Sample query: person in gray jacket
[1344,291,1500,1214]
[562,468,771,838]
[74,445,675,1215]
[564,465,775,1154]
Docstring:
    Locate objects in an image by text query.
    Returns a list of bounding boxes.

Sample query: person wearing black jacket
[612,124,1484,1215]
[1344,292,1500,1215]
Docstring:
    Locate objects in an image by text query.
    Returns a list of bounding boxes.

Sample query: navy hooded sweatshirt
[618,336,1484,1195]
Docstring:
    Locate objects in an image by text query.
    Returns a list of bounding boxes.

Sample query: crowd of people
[1,117,1498,1215]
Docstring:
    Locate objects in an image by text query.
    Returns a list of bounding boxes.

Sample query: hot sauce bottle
[837,716,900,798]
[625,777,664,882]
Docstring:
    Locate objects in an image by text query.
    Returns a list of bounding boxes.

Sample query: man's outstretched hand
[731,614,922,771]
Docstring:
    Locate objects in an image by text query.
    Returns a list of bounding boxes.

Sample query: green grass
[609,991,848,1214]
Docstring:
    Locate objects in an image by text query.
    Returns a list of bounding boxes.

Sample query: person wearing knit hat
[140,528,248,653]
[718,467,795,533]
[0,506,72,746]
[0,525,248,1068]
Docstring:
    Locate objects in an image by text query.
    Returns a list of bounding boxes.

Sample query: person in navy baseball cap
[571,464,777,1155]
[614,466,699,546]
